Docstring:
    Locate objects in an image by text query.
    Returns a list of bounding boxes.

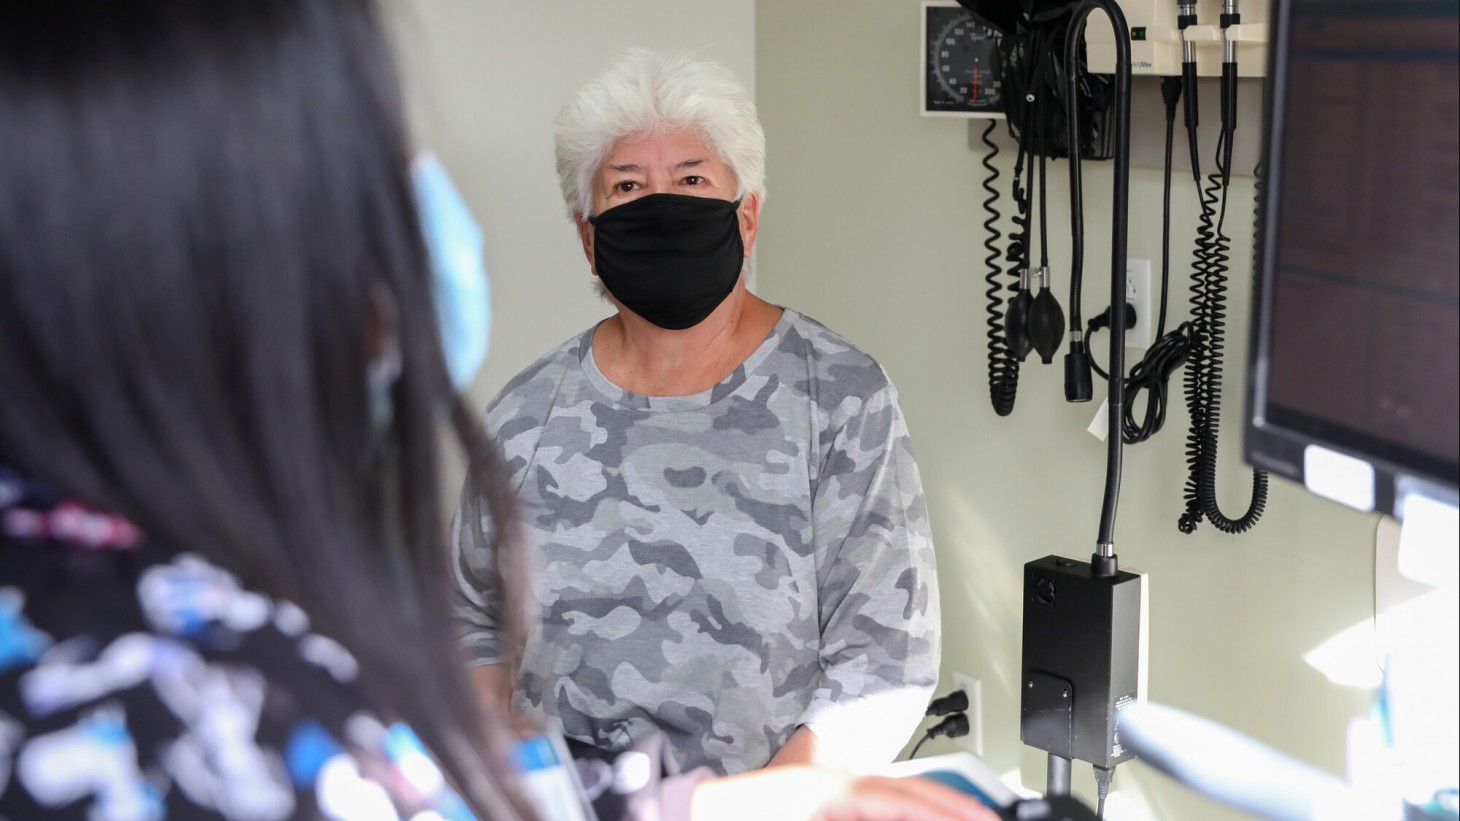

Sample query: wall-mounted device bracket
[1084,0,1269,77]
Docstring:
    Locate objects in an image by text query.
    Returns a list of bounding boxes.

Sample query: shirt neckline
[579,308,796,413]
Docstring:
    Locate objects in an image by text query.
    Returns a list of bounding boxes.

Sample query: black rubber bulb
[1006,288,1034,362]
[1029,285,1065,364]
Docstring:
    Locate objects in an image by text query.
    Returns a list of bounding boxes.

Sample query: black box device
[1020,555,1147,768]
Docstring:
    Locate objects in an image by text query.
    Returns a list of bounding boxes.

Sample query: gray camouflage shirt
[453,309,940,775]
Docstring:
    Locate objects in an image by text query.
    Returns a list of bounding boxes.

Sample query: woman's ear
[738,193,761,257]
[576,215,597,277]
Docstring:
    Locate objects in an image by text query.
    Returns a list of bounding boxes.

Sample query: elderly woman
[454,49,941,777]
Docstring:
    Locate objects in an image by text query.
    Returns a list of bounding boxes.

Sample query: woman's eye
[615,181,639,193]
[682,175,704,186]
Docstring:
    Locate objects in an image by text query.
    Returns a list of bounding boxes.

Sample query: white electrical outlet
[951,672,983,757]
[1126,257,1154,350]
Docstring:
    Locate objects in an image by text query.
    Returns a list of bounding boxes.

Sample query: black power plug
[926,689,969,716]
[927,712,970,741]
[1086,303,1137,334]
[905,705,971,759]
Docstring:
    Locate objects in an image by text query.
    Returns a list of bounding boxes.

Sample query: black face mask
[588,193,744,330]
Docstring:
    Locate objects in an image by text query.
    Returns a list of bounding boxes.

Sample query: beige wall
[755,2,1378,819]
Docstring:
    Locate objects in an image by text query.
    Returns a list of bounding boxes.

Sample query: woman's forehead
[600,127,723,170]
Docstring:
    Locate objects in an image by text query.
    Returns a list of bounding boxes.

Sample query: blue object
[920,770,1004,809]
[412,152,491,390]
[285,720,344,786]
[0,590,51,673]
[383,722,431,764]
[512,734,562,773]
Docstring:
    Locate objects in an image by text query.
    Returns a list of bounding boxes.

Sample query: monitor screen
[1247,0,1460,517]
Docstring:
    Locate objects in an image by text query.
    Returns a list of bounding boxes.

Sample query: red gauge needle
[972,66,980,103]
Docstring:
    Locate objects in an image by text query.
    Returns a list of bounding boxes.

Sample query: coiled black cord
[1178,103,1268,535]
[1121,325,1192,443]
[983,121,1019,416]
[1124,79,1189,443]
[1087,77,1194,445]
[1089,316,1195,444]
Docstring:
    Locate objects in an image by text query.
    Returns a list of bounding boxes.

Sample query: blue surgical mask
[412,152,490,390]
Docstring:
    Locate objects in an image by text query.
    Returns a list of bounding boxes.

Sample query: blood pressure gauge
[921,2,1005,118]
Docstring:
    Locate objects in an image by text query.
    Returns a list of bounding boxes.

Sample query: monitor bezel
[1244,0,1460,519]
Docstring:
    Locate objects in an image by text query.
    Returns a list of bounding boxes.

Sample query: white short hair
[554,49,766,220]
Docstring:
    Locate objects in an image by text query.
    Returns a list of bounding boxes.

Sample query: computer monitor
[1247,0,1460,519]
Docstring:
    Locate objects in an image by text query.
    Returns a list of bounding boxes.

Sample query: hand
[692,767,1001,821]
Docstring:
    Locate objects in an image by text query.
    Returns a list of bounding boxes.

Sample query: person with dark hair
[0,2,534,818]
[0,3,994,819]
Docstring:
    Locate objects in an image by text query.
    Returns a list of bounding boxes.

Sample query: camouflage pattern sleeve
[797,381,940,768]
[450,353,563,669]
[451,471,506,667]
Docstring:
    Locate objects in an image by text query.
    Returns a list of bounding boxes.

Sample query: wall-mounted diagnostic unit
[1085,0,1270,76]
[921,2,1005,118]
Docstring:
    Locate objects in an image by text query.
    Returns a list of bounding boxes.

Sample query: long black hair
[0,2,530,817]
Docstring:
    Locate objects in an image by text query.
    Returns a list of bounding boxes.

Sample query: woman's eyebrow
[606,159,705,173]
